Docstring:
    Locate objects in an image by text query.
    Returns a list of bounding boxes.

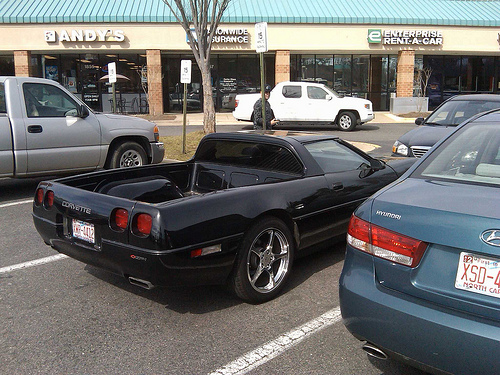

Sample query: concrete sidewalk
[150,111,417,127]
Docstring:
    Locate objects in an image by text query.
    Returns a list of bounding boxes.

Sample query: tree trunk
[201,65,216,134]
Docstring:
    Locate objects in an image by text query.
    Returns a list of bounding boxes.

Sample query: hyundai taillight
[347,214,428,267]
[112,208,129,231]
[133,213,152,236]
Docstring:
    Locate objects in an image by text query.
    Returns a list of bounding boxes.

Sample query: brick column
[275,50,290,84]
[146,49,163,115]
[396,50,415,97]
[14,51,31,77]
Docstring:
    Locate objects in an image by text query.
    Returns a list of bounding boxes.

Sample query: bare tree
[162,0,232,134]
[414,67,432,113]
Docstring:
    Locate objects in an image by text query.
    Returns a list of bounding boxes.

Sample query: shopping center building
[0,0,499,114]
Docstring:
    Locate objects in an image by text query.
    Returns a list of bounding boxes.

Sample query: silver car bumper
[150,142,165,164]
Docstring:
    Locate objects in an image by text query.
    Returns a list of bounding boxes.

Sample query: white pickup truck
[233,81,374,131]
[0,76,164,178]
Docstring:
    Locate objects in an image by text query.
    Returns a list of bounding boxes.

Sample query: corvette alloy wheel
[231,217,294,303]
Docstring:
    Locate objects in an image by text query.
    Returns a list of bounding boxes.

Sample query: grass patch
[160,131,206,161]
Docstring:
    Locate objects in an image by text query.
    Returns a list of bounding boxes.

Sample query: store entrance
[162,54,274,114]
[163,57,202,113]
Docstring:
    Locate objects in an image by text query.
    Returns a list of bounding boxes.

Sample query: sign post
[108,62,117,113]
[255,22,268,130]
[180,60,192,154]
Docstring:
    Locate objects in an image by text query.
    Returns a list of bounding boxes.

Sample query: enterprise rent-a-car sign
[368,29,443,45]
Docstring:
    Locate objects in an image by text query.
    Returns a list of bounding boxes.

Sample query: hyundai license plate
[72,219,95,244]
[455,252,500,299]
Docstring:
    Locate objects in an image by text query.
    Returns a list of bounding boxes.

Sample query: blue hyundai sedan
[340,109,500,375]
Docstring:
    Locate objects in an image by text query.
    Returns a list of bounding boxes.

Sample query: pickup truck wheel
[109,141,147,168]
[337,111,356,131]
[230,217,294,303]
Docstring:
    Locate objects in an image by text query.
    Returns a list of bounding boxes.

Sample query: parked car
[0,76,164,178]
[33,131,414,303]
[392,94,500,158]
[232,81,374,131]
[340,109,500,374]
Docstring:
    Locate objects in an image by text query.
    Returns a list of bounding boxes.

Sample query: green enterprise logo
[368,29,382,43]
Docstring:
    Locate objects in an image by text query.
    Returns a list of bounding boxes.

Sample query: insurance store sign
[368,29,443,45]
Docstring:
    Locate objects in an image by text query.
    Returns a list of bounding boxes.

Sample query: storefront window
[163,54,273,113]
[300,55,315,82]
[352,55,369,97]
[42,55,60,82]
[334,55,352,94]
[216,55,238,112]
[31,53,147,113]
[0,55,14,76]
[60,55,78,93]
[443,56,461,91]
[78,54,101,111]
[461,57,495,92]
[425,55,498,109]
[316,55,333,86]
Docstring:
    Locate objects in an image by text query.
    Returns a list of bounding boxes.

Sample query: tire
[230,217,294,303]
[109,141,147,168]
[337,111,357,131]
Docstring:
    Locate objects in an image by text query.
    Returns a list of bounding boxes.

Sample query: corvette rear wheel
[231,217,294,303]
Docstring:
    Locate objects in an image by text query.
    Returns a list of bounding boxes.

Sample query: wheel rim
[339,114,352,129]
[119,150,143,167]
[246,228,290,294]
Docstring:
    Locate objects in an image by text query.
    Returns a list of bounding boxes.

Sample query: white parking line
[208,306,342,375]
[0,254,68,274]
[0,199,33,209]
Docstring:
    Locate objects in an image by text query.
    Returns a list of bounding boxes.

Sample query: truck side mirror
[415,117,424,125]
[78,104,90,118]
[325,95,333,101]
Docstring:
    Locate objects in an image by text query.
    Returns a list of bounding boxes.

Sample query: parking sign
[181,60,192,84]
[255,22,268,53]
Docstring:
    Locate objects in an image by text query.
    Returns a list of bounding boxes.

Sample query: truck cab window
[282,86,301,98]
[23,83,78,118]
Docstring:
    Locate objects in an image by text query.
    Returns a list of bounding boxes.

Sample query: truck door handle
[332,182,344,191]
[28,125,43,133]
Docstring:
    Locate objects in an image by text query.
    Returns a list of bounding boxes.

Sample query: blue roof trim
[0,0,499,26]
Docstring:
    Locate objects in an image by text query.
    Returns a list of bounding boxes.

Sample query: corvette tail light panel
[133,213,153,237]
[35,188,54,209]
[347,215,428,267]
[111,208,129,232]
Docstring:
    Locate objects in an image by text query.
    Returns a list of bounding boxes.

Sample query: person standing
[253,85,279,130]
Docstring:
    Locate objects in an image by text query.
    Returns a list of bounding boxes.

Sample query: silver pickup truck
[0,76,164,178]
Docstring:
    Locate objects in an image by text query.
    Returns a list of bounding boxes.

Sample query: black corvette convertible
[33,131,414,303]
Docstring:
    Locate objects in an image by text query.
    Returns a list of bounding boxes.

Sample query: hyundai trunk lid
[369,177,500,321]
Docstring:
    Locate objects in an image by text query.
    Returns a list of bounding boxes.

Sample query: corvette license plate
[72,219,95,244]
[455,252,500,299]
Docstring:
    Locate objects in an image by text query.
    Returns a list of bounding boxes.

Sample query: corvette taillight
[347,215,428,267]
[46,191,54,207]
[35,188,44,205]
[133,213,152,236]
[35,188,54,208]
[112,208,129,231]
